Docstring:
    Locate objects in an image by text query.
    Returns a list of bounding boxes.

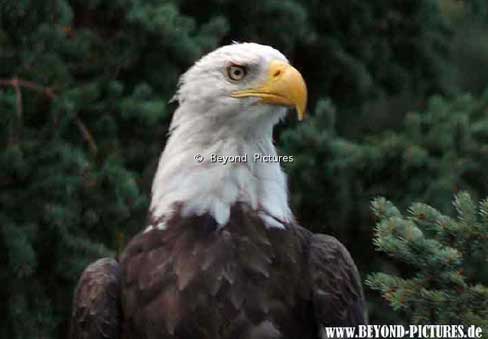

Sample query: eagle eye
[227,64,247,81]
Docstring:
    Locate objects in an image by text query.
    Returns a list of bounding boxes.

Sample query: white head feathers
[148,43,301,231]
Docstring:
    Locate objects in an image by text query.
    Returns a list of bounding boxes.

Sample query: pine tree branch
[0,77,98,155]
[12,78,23,120]
[0,78,56,100]
[73,116,98,155]
[368,194,488,326]
[0,77,25,143]
[13,78,23,143]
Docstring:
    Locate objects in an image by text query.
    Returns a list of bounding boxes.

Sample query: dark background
[1,0,487,337]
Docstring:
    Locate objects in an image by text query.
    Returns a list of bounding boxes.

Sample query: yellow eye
[227,65,247,81]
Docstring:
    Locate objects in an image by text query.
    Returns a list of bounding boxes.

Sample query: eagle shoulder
[307,234,367,327]
[70,257,121,339]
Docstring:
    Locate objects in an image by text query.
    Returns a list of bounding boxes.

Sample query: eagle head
[150,43,307,229]
[171,43,307,135]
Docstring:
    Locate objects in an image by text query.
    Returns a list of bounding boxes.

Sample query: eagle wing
[70,258,122,339]
[308,234,367,328]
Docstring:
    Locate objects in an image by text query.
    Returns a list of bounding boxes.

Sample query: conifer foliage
[0,1,227,337]
[367,193,487,328]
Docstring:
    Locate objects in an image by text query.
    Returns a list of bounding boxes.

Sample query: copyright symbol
[194,154,204,163]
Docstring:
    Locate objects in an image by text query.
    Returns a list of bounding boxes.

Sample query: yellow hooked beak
[231,60,308,121]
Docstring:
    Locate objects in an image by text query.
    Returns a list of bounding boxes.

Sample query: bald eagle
[70,43,367,339]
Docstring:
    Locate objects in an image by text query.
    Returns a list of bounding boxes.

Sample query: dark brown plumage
[70,204,366,339]
[70,258,121,339]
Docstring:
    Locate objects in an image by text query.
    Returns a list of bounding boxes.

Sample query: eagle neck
[148,111,293,231]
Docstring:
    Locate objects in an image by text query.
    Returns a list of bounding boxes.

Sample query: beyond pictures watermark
[320,325,483,339]
[193,153,294,165]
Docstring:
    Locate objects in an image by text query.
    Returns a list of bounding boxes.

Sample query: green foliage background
[367,192,487,328]
[0,0,486,337]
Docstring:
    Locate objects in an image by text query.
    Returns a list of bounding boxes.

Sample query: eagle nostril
[273,69,282,78]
